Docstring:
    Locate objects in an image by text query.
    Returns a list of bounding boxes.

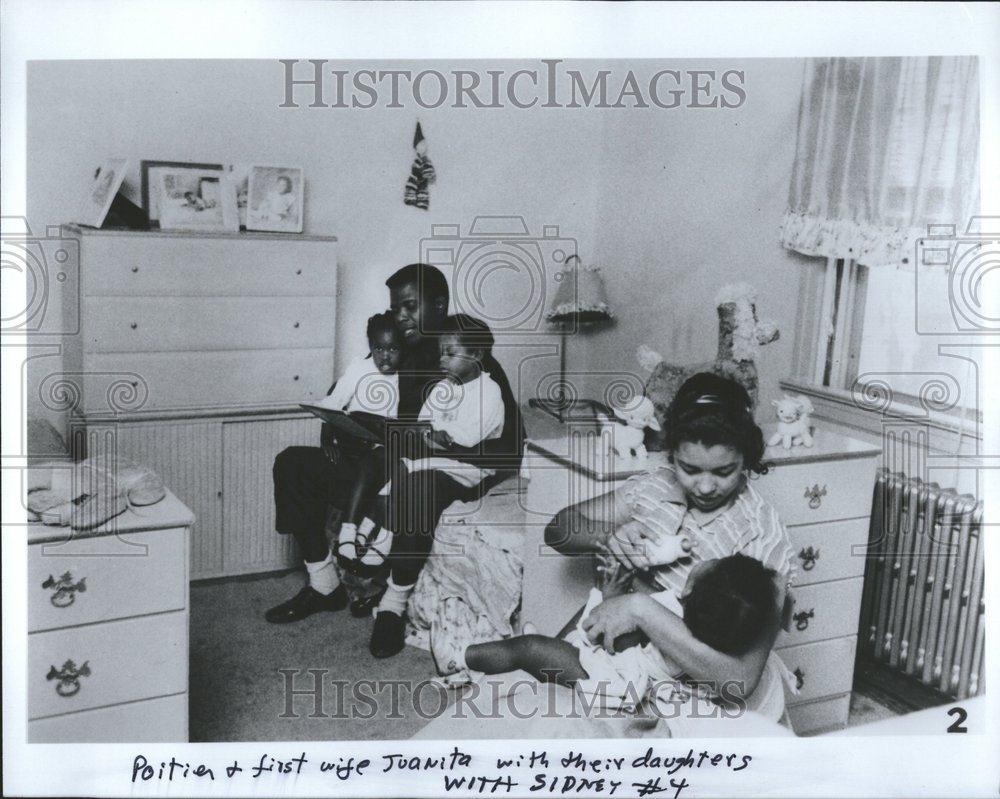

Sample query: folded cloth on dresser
[27,456,166,529]
[406,479,525,680]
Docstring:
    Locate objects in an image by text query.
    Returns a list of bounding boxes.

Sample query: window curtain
[780,57,980,269]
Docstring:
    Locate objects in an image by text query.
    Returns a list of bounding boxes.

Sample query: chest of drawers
[27,491,193,742]
[58,226,336,578]
[520,409,879,735]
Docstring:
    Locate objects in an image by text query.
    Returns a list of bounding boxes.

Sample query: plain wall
[26,58,807,431]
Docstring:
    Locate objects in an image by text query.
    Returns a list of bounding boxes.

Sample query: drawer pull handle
[293,321,300,328]
[130,322,138,330]
[131,266,139,273]
[293,374,300,381]
[42,572,87,608]
[804,483,827,509]
[295,269,302,275]
[793,608,814,631]
[47,659,91,698]
[793,667,805,691]
[798,546,820,570]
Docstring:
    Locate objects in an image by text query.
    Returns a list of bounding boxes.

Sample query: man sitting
[267,263,524,658]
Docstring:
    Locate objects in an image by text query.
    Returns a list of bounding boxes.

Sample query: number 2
[947,706,967,733]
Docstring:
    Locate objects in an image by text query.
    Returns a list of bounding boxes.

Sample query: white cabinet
[61,226,337,578]
[27,493,193,742]
[220,415,320,575]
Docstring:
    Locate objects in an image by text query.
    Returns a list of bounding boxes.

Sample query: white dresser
[520,408,879,735]
[59,226,336,578]
[28,491,193,742]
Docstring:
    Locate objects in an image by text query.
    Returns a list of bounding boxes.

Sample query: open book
[298,404,385,444]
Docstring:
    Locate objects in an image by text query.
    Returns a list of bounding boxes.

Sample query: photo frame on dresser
[246,165,304,233]
[75,158,128,228]
[140,160,225,228]
[157,170,239,232]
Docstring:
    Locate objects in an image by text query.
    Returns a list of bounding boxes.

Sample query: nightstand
[520,408,879,735]
[27,491,193,742]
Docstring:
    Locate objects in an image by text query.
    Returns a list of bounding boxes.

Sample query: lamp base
[528,397,609,422]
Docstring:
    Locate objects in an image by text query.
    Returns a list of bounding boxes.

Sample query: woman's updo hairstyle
[665,372,768,475]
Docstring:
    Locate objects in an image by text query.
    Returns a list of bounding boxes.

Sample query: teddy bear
[768,394,815,449]
[597,394,661,460]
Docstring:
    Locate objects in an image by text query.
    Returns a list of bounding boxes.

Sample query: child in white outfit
[319,311,403,570]
[350,314,506,571]
[411,320,505,485]
[320,311,401,418]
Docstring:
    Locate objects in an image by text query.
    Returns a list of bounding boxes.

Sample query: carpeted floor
[189,570,446,742]
[190,571,906,741]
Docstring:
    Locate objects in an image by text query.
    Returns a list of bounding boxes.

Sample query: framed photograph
[140,160,224,227]
[246,165,304,233]
[76,158,128,228]
[157,170,239,232]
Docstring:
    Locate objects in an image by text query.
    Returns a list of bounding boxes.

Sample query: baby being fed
[432,542,777,716]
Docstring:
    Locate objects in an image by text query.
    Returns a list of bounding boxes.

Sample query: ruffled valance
[779,210,924,270]
[782,57,980,271]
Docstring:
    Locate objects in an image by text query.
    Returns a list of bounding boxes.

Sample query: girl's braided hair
[367,310,401,343]
[665,372,768,475]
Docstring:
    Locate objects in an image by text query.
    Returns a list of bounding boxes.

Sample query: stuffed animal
[768,394,815,449]
[597,395,661,459]
[641,283,780,450]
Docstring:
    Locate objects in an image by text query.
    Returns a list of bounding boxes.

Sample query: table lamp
[530,254,614,420]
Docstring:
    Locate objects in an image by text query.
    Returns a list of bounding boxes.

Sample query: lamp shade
[546,255,613,323]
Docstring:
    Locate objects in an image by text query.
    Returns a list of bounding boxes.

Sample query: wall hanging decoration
[403,122,436,210]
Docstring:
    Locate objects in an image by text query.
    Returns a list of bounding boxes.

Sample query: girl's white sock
[377,576,413,617]
[305,550,340,595]
[360,526,393,566]
[357,517,376,541]
[337,522,358,561]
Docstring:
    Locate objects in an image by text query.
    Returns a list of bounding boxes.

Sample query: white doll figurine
[768,394,815,449]
[598,395,661,459]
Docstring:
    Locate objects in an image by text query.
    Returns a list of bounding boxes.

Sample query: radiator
[858,468,985,700]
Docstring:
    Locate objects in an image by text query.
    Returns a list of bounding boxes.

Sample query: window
[804,256,978,414]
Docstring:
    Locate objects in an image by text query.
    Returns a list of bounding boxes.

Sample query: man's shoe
[350,588,385,618]
[369,611,407,658]
[264,585,347,623]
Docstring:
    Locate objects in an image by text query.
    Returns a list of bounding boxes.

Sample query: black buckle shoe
[350,588,386,618]
[369,611,407,658]
[264,585,347,624]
